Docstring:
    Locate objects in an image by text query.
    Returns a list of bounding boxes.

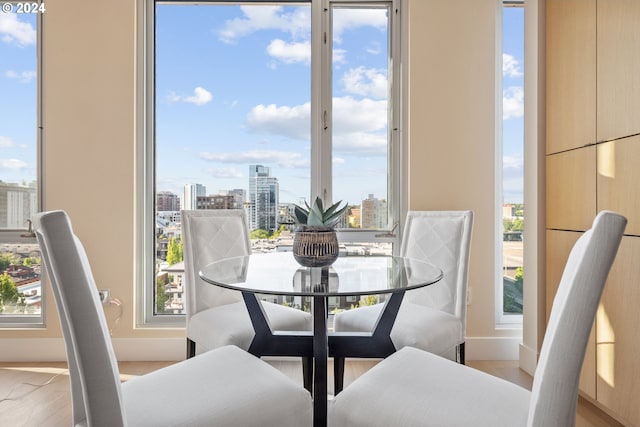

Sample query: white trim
[465,336,521,361]
[518,342,538,376]
[0,338,186,362]
[1,336,522,362]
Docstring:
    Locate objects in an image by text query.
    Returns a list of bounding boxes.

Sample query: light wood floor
[0,358,625,426]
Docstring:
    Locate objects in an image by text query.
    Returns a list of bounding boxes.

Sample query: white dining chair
[328,210,626,427]
[332,210,473,392]
[33,210,312,427]
[181,210,313,386]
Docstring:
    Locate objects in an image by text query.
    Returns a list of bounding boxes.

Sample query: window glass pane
[0,11,41,317]
[154,4,311,314]
[331,5,390,232]
[502,5,524,316]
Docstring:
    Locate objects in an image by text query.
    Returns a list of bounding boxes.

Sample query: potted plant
[293,197,348,267]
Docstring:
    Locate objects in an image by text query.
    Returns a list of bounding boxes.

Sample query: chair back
[400,210,473,324]
[528,211,626,426]
[33,211,126,427]
[181,209,251,321]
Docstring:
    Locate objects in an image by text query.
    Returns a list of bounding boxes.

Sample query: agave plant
[294,196,348,229]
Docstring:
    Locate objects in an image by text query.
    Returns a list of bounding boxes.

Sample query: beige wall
[0,0,520,356]
[407,0,518,341]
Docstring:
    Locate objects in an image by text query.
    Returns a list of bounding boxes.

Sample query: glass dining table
[199,252,442,427]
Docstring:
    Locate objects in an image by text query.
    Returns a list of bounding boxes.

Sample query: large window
[142,0,402,323]
[500,2,524,322]
[0,6,42,325]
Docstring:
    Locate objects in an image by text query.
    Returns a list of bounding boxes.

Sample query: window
[141,0,402,324]
[499,1,524,323]
[0,5,43,325]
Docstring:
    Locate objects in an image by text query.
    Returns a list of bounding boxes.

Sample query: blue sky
[156,4,390,206]
[502,7,525,204]
[0,12,37,186]
[0,5,524,205]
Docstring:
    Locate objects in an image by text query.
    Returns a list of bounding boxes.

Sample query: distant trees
[166,237,183,265]
[250,225,288,240]
[155,276,170,314]
[503,218,524,232]
[0,272,20,310]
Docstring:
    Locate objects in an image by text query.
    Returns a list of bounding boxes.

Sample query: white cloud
[333,96,387,134]
[333,157,345,164]
[244,96,387,156]
[0,136,16,148]
[246,102,311,141]
[503,155,523,171]
[206,167,244,178]
[217,6,310,44]
[503,53,523,78]
[267,39,310,64]
[0,13,36,46]
[168,87,213,106]
[5,70,36,83]
[0,158,28,170]
[199,150,309,169]
[341,67,388,99]
[333,48,347,65]
[503,86,524,120]
[332,8,387,43]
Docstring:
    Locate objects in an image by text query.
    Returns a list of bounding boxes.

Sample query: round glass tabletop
[199,252,442,297]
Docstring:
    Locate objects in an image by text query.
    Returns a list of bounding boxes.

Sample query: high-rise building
[361,194,388,229]
[0,181,37,229]
[183,184,206,210]
[249,165,279,232]
[196,194,237,210]
[156,191,180,212]
[222,188,245,209]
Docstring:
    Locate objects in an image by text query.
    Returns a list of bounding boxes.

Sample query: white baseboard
[2,336,521,362]
[0,337,186,362]
[465,336,521,360]
[518,342,538,376]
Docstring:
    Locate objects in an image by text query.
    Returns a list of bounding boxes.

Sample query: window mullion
[310,0,331,204]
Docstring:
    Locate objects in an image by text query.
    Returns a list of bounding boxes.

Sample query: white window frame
[0,5,44,327]
[136,0,405,326]
[496,0,531,327]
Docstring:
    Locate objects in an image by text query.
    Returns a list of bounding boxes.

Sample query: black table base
[241,290,405,427]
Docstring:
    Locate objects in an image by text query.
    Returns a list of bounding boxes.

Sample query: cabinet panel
[546,230,595,398]
[546,0,596,154]
[597,0,640,142]
[597,136,640,236]
[546,147,596,231]
[596,236,640,426]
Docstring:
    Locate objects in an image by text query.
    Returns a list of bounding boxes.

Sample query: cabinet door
[546,147,596,232]
[546,0,596,154]
[546,230,596,398]
[597,136,640,236]
[596,236,640,426]
[597,0,640,142]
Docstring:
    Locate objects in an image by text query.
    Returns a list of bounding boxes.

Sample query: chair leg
[334,356,345,395]
[458,342,465,365]
[187,338,196,359]
[302,356,313,393]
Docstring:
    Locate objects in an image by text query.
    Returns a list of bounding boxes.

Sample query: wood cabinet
[546,0,596,154]
[546,147,596,231]
[596,237,640,425]
[597,136,640,236]
[546,1,640,424]
[596,0,640,142]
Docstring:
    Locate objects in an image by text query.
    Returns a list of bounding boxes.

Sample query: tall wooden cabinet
[546,1,640,425]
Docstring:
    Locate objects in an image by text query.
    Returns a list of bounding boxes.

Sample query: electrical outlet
[98,289,110,304]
